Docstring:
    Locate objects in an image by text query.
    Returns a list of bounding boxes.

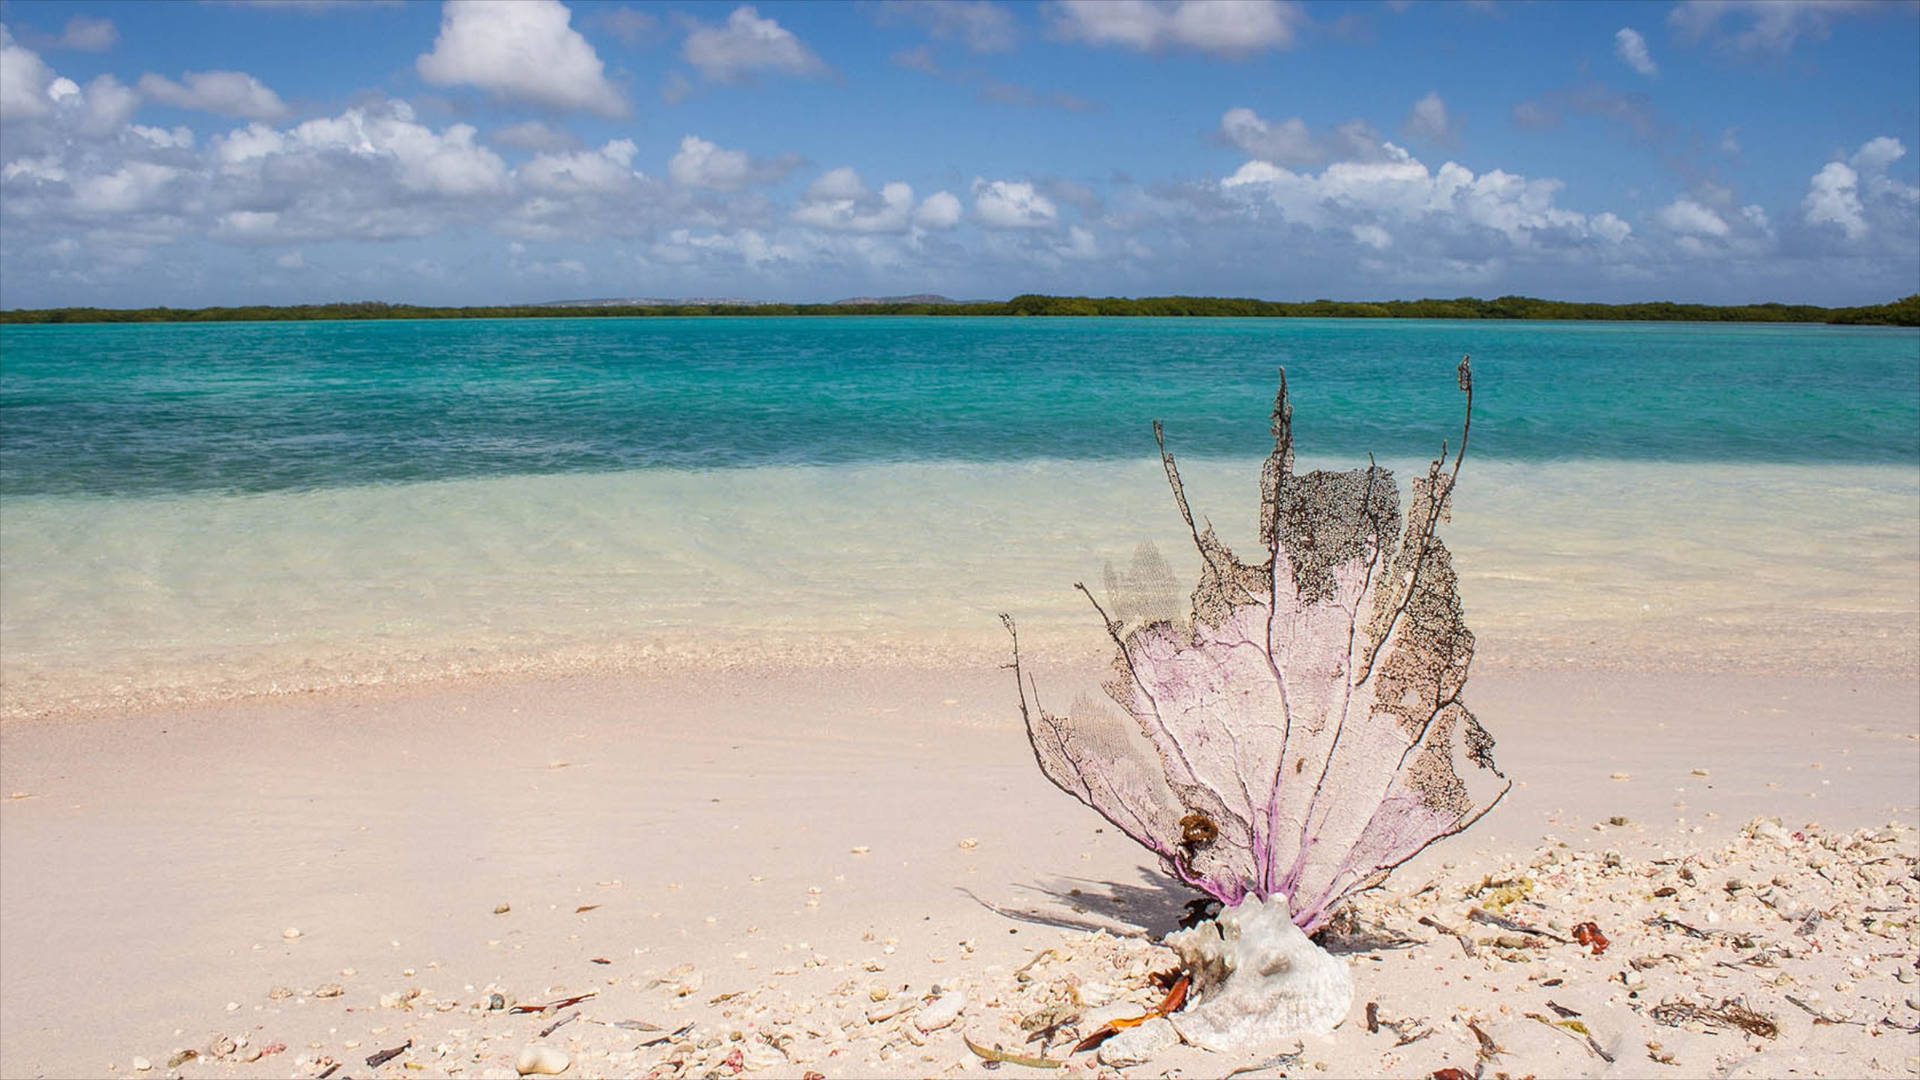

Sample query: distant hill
[831,293,963,306]
[537,296,777,308]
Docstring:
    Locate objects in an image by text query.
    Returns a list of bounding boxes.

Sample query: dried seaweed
[1008,363,1508,931]
[1650,997,1779,1038]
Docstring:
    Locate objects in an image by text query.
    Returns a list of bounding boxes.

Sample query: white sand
[2,664,1915,1079]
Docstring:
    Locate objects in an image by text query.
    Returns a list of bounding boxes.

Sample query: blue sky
[0,0,1915,307]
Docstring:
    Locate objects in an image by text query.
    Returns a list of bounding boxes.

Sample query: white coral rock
[1164,893,1352,1051]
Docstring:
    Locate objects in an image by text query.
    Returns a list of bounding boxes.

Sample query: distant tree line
[3,294,1916,326]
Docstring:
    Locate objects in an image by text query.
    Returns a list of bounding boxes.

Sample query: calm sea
[2,316,1916,716]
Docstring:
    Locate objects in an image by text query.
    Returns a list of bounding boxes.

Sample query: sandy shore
[2,663,1916,1079]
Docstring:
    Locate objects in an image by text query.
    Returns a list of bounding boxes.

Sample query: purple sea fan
[1007,360,1508,934]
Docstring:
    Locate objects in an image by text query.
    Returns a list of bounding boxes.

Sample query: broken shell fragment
[514,1044,571,1075]
[914,991,967,1032]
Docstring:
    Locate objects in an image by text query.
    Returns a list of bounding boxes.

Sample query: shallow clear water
[2,317,1916,715]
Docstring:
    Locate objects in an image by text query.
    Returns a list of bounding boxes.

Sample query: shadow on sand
[960,865,1204,939]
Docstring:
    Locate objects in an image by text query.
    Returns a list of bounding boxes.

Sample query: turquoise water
[3,317,1915,498]
[1,317,1916,717]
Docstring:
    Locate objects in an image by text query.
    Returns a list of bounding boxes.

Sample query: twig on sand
[511,991,597,1014]
[366,1040,411,1068]
[1785,995,1864,1026]
[540,1010,581,1038]
[1467,906,1573,944]
[1418,915,1478,958]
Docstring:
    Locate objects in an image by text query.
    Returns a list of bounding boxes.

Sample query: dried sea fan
[1007,360,1508,935]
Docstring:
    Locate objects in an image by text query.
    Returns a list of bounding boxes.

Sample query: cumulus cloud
[416,0,626,116]
[1800,137,1917,243]
[1403,91,1456,143]
[790,168,916,232]
[1,26,59,120]
[138,70,291,120]
[973,179,1058,228]
[666,134,800,190]
[1614,27,1656,75]
[1221,139,1633,257]
[682,6,827,83]
[913,190,964,229]
[1050,0,1304,57]
[875,1,1018,52]
[1655,197,1731,237]
[72,75,142,137]
[1668,0,1878,54]
[520,139,642,194]
[51,15,118,52]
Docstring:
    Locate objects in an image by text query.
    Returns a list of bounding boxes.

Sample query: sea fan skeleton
[1007,359,1508,933]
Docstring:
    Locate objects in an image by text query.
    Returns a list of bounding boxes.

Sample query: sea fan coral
[1008,360,1508,933]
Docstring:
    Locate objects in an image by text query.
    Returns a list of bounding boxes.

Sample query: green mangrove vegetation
[3,293,1916,326]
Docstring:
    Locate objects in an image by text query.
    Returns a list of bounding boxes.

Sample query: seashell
[513,1044,571,1075]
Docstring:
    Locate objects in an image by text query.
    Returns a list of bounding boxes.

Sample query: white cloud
[1050,0,1304,57]
[1614,27,1656,76]
[1221,139,1633,255]
[74,75,142,137]
[877,1,1018,52]
[0,25,58,120]
[1719,127,1741,155]
[1220,107,1319,167]
[1351,223,1392,250]
[791,168,917,233]
[1799,137,1917,243]
[804,166,867,202]
[682,6,827,83]
[650,227,795,268]
[1852,135,1907,174]
[913,190,964,229]
[416,0,626,116]
[131,124,194,150]
[1403,91,1455,143]
[1668,0,1877,54]
[73,161,181,215]
[139,70,291,120]
[53,15,118,52]
[669,135,747,190]
[520,139,642,194]
[1057,224,1099,259]
[275,250,306,270]
[1655,197,1731,237]
[207,100,510,204]
[973,179,1058,229]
